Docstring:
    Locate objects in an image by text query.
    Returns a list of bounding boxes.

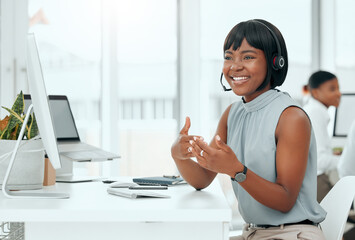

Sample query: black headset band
[251,20,282,61]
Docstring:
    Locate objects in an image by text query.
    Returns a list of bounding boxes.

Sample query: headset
[220,20,285,91]
[254,20,285,71]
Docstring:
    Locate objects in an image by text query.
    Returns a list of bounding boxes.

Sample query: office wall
[1,0,355,176]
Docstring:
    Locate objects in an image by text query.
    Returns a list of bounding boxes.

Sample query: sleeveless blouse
[227,89,326,225]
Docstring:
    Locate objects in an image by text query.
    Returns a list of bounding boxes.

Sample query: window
[28,0,178,177]
[114,0,178,176]
[28,0,102,176]
[335,0,355,93]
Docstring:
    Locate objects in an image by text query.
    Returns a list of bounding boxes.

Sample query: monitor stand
[1,104,69,199]
[55,157,105,183]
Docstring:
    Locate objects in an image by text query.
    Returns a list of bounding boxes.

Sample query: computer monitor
[26,33,62,169]
[333,93,355,137]
[1,33,69,198]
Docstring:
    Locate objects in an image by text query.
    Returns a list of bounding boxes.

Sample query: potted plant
[0,91,45,190]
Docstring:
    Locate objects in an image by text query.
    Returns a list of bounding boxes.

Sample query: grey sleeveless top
[228,89,326,225]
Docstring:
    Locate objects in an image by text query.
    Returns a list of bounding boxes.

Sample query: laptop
[24,94,120,162]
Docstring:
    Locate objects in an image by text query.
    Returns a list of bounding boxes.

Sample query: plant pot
[0,138,45,190]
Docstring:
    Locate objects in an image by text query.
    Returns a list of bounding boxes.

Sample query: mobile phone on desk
[129,185,168,190]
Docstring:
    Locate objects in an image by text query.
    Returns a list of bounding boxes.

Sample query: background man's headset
[220,20,285,91]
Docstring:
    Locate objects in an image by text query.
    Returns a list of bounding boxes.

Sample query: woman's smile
[230,76,250,85]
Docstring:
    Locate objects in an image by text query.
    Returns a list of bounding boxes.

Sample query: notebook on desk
[107,188,170,199]
[24,94,120,162]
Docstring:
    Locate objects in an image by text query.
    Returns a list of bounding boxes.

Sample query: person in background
[171,19,326,239]
[303,70,341,203]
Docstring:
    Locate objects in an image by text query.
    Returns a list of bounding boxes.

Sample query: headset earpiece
[253,20,285,71]
[272,54,285,71]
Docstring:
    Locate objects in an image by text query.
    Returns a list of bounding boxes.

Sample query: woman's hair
[308,70,337,90]
[223,19,288,90]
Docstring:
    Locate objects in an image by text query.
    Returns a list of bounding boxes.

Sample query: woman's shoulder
[275,90,299,105]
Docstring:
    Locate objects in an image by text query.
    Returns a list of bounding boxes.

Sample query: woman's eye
[224,55,232,60]
[244,56,254,60]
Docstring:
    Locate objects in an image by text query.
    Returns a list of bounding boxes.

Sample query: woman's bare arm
[191,106,311,212]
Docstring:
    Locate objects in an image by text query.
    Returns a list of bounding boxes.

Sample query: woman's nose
[230,61,243,71]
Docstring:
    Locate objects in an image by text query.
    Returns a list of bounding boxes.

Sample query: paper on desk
[107,188,170,199]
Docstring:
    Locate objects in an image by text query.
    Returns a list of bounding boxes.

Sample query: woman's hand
[171,116,203,161]
[190,135,242,177]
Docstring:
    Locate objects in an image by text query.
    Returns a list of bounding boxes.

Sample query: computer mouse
[109,182,139,188]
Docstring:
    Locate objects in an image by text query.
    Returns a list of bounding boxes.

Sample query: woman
[303,71,341,203]
[171,19,326,239]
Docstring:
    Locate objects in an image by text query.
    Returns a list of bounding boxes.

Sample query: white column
[179,0,209,137]
[0,0,16,116]
[0,0,28,117]
[101,0,119,176]
[311,0,320,72]
[320,0,336,72]
[319,0,337,136]
[14,0,29,95]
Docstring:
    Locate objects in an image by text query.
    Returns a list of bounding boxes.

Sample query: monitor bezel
[26,33,62,169]
[333,93,355,137]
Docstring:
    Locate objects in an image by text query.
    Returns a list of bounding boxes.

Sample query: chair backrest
[320,176,355,240]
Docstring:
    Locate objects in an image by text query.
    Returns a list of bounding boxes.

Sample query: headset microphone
[220,73,232,91]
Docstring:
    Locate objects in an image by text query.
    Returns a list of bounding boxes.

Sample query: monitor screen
[24,95,80,141]
[333,93,355,137]
[26,33,62,169]
[47,96,80,140]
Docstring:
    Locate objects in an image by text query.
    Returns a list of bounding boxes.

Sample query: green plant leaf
[2,106,23,125]
[1,107,25,138]
[11,91,25,115]
[12,124,20,140]
[0,91,37,140]
[26,114,39,139]
[0,128,7,139]
[26,115,33,139]
[0,125,12,140]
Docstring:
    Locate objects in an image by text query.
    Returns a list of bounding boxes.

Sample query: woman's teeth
[232,76,248,81]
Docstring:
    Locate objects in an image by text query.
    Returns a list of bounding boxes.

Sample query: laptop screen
[24,95,80,141]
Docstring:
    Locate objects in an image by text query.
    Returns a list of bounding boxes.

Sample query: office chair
[320,176,355,240]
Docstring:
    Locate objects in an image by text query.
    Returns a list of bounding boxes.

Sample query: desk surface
[0,177,231,223]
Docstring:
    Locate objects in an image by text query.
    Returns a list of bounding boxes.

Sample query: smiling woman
[171,19,327,240]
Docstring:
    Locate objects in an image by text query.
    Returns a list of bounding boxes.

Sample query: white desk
[0,178,231,240]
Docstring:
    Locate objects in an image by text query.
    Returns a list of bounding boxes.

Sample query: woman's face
[311,78,341,108]
[223,38,269,102]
